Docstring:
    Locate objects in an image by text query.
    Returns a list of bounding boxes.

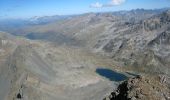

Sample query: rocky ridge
[104,75,170,100]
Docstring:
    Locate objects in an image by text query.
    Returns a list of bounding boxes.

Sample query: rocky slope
[0,31,121,100]
[93,10,170,75]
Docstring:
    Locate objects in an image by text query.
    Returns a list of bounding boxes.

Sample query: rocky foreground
[104,75,170,100]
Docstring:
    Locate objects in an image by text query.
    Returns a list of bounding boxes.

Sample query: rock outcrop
[104,75,170,100]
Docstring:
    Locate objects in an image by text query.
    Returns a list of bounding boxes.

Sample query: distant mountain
[0,15,74,34]
[28,15,75,24]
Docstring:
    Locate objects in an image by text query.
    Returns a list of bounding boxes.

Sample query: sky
[0,0,170,19]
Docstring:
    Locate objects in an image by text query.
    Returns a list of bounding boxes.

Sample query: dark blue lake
[96,68,128,82]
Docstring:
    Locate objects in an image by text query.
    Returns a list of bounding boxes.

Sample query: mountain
[28,15,75,24]
[0,15,73,35]
[98,10,170,75]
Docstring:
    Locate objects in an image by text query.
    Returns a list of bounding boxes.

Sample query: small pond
[96,68,128,82]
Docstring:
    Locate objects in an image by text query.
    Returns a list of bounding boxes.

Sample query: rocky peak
[143,10,170,31]
[161,10,170,22]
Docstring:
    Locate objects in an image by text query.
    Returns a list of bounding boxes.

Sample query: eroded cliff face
[104,75,170,100]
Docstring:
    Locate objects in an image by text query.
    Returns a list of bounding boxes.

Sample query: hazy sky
[0,0,170,19]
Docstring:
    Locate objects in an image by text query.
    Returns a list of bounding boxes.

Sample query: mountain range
[0,8,170,100]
